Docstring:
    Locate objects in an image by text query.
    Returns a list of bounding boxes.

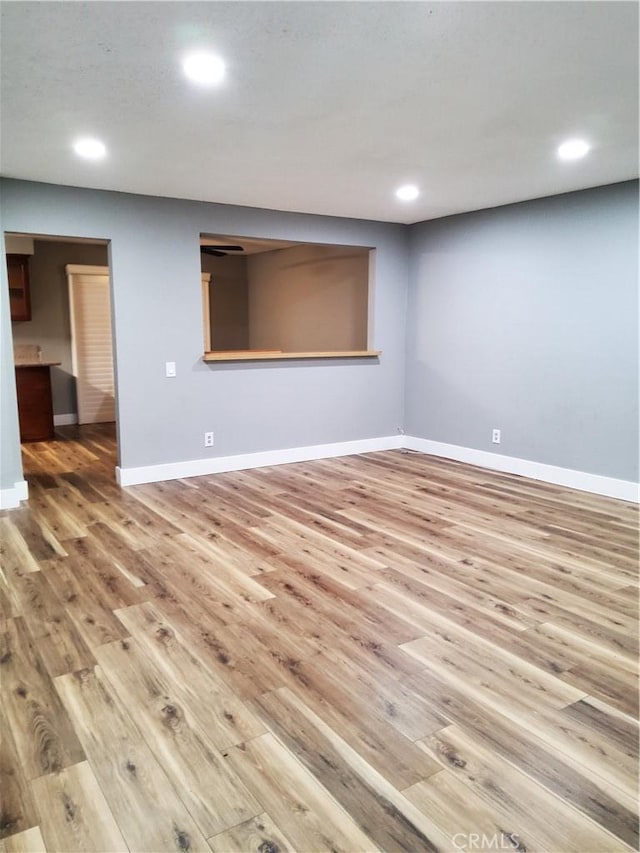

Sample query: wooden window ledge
[203,350,381,363]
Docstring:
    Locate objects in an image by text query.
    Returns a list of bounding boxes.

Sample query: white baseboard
[8,428,636,504]
[0,479,29,510]
[54,413,78,426]
[116,433,638,501]
[403,436,639,503]
[116,435,404,487]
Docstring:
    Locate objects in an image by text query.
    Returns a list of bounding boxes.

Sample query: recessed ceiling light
[183,51,226,86]
[395,184,420,201]
[73,137,107,160]
[557,139,590,161]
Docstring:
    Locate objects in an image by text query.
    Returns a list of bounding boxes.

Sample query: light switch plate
[165,361,176,378]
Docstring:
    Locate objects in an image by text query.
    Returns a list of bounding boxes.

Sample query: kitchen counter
[15,360,62,368]
[14,362,61,441]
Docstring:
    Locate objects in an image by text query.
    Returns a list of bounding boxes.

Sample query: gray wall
[0,179,408,482]
[248,244,369,352]
[200,253,249,351]
[405,181,639,482]
[0,231,23,493]
[2,177,636,494]
[11,240,109,415]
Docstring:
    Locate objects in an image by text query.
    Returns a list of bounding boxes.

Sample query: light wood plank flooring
[1,424,638,852]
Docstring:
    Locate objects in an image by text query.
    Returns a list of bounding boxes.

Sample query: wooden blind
[69,273,115,424]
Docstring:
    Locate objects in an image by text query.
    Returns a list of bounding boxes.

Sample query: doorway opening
[4,232,119,484]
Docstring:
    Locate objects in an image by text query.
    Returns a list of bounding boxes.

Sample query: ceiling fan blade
[200,244,244,253]
[200,247,226,257]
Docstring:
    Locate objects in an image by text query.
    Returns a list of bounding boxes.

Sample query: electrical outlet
[492,428,501,444]
[165,361,176,378]
[204,431,214,447]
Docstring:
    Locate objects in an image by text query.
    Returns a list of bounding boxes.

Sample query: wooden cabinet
[7,254,31,321]
[15,365,56,442]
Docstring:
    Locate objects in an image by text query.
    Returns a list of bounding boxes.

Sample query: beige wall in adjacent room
[200,253,249,350]
[247,244,369,352]
[10,239,109,415]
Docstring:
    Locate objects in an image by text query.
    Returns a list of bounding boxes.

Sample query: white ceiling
[1,2,637,224]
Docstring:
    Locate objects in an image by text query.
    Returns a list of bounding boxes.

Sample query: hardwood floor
[1,423,638,852]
